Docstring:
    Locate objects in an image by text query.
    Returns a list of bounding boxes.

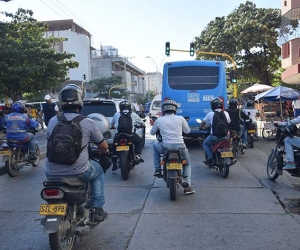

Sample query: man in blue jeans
[45,84,109,221]
[150,99,195,195]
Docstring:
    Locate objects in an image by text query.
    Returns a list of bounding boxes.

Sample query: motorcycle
[155,129,189,201]
[245,118,256,148]
[0,127,40,177]
[200,129,235,178]
[267,121,300,180]
[113,122,145,180]
[40,144,109,250]
[230,129,245,156]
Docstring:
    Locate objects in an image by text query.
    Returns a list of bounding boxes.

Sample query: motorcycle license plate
[166,163,183,170]
[248,130,255,133]
[0,150,11,156]
[220,151,233,158]
[116,146,129,151]
[39,204,67,216]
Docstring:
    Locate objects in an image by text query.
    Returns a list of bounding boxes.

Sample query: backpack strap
[57,114,66,122]
[71,114,87,123]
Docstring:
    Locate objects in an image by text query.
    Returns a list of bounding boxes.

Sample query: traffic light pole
[170,48,238,98]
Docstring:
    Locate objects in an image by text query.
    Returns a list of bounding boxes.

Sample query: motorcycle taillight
[119,138,127,146]
[42,189,64,199]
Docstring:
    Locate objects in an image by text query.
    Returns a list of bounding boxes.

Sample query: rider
[45,84,109,221]
[199,97,231,165]
[278,117,300,170]
[150,99,195,195]
[242,100,260,140]
[111,100,145,171]
[225,98,249,149]
[4,102,39,160]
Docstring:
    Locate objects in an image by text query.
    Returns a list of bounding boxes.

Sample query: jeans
[46,160,105,208]
[21,132,36,153]
[203,134,222,159]
[284,136,300,162]
[153,142,192,185]
[240,125,247,144]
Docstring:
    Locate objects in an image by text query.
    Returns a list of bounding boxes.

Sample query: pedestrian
[292,96,300,118]
[135,102,140,115]
[39,95,59,127]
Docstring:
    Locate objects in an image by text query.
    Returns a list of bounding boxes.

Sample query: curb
[0,152,46,176]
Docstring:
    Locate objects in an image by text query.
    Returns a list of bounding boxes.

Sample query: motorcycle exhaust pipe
[74,226,89,237]
[180,180,189,188]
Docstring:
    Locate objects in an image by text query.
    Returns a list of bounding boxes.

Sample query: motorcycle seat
[44,175,85,187]
[7,139,23,145]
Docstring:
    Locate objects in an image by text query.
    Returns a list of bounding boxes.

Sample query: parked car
[81,99,145,147]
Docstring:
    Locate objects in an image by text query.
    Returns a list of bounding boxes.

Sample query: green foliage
[0,8,79,102]
[195,1,281,86]
[90,76,125,98]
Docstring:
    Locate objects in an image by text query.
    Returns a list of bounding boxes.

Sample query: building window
[284,1,287,7]
[282,42,290,59]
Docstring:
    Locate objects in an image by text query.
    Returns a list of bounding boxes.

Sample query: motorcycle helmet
[59,84,83,111]
[11,102,25,114]
[119,100,132,112]
[229,98,238,108]
[247,100,254,108]
[210,97,223,110]
[162,99,178,114]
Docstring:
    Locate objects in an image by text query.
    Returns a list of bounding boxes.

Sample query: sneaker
[153,169,162,177]
[184,186,195,195]
[242,143,247,149]
[203,158,213,165]
[93,207,107,221]
[283,163,296,170]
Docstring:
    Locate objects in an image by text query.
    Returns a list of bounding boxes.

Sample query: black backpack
[47,114,87,165]
[212,111,229,137]
[117,111,132,134]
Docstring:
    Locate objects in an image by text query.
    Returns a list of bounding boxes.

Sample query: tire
[249,136,254,148]
[32,145,40,167]
[49,207,76,250]
[267,150,279,181]
[142,127,146,148]
[169,178,177,201]
[119,151,130,180]
[6,152,20,177]
[219,158,229,178]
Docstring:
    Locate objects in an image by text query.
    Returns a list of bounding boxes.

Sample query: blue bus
[161,60,228,139]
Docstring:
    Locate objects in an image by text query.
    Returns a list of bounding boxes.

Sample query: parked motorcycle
[0,127,40,177]
[113,122,145,180]
[230,129,245,156]
[40,145,109,250]
[267,121,300,180]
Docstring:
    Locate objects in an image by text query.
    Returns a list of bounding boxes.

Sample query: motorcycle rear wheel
[119,151,130,180]
[32,145,40,167]
[249,136,254,148]
[267,150,279,181]
[219,158,229,178]
[49,207,76,250]
[5,153,20,177]
[169,178,177,201]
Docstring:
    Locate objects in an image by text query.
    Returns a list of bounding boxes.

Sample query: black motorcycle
[40,144,110,250]
[245,118,256,148]
[230,129,245,157]
[113,122,145,180]
[267,122,300,180]
[0,127,40,177]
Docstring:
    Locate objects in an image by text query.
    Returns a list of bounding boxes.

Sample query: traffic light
[230,70,237,83]
[190,42,195,56]
[82,74,86,81]
[165,42,170,56]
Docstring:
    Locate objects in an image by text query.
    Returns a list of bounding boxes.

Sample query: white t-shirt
[203,109,231,134]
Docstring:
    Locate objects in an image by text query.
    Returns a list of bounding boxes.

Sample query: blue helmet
[11,102,25,114]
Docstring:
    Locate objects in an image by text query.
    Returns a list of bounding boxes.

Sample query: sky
[1,0,281,74]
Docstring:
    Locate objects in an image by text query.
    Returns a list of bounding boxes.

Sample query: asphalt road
[0,121,300,250]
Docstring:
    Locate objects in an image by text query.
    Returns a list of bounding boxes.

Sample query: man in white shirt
[292,96,300,118]
[150,99,195,195]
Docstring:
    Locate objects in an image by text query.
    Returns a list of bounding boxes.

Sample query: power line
[39,0,65,19]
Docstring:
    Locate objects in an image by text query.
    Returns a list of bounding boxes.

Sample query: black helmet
[11,102,25,114]
[210,97,223,110]
[247,100,254,108]
[162,99,177,114]
[229,98,238,108]
[59,84,83,111]
[119,100,132,112]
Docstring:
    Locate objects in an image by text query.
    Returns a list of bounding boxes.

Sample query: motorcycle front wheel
[119,151,130,180]
[5,152,20,177]
[267,149,279,181]
[219,158,229,178]
[49,207,76,250]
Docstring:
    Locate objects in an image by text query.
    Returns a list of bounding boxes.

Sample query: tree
[89,76,126,99]
[0,9,79,102]
[195,1,281,86]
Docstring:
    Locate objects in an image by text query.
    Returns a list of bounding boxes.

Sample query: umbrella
[241,83,273,94]
[255,86,300,118]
